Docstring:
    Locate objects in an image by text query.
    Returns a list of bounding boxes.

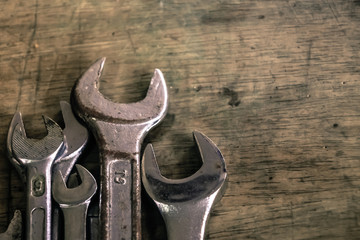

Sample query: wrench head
[52,164,97,206]
[142,131,227,203]
[59,101,88,159]
[11,115,65,164]
[71,57,168,125]
[52,101,89,180]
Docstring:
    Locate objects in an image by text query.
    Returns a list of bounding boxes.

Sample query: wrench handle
[61,203,90,240]
[26,165,52,240]
[100,155,141,240]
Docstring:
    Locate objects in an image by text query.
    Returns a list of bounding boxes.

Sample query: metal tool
[52,164,97,240]
[7,112,26,185]
[51,101,89,240]
[0,210,22,240]
[8,114,65,240]
[52,101,89,181]
[142,131,227,240]
[72,58,168,240]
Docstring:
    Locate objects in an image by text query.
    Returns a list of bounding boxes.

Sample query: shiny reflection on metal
[8,114,65,240]
[52,101,89,181]
[142,131,227,240]
[52,164,97,240]
[7,112,26,184]
[51,101,89,240]
[72,57,168,240]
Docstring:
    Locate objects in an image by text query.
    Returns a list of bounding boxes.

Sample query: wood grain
[1,0,360,239]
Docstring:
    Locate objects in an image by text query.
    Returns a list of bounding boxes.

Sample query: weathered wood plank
[1,0,360,239]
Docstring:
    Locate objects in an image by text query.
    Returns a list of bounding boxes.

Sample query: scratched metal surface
[1,0,360,239]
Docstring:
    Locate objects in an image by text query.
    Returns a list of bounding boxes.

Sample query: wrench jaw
[142,131,227,240]
[53,101,89,181]
[52,164,97,206]
[7,112,26,183]
[52,164,97,240]
[72,57,169,153]
[59,101,88,160]
[71,57,168,125]
[11,116,65,165]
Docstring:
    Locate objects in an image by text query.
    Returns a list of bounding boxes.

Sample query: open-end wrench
[52,164,97,240]
[51,101,89,240]
[8,114,66,240]
[142,131,227,240]
[72,58,168,240]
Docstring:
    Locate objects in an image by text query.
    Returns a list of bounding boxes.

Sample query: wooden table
[1,0,360,239]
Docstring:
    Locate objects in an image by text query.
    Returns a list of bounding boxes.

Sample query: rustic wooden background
[1,0,360,239]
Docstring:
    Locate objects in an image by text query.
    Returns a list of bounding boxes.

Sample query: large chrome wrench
[142,131,227,240]
[8,114,65,240]
[71,58,168,240]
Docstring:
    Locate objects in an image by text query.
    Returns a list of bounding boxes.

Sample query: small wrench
[52,164,97,240]
[52,101,89,181]
[51,101,89,240]
[142,131,227,240]
[72,58,168,239]
[8,114,66,240]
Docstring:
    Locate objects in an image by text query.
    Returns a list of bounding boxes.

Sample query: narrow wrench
[51,101,89,240]
[52,101,89,181]
[142,131,227,240]
[9,114,65,240]
[71,58,168,240]
[52,164,97,240]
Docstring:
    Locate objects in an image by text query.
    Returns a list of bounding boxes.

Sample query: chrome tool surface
[8,114,65,240]
[52,164,97,240]
[142,131,227,240]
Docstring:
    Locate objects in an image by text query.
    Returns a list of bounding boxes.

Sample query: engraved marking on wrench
[109,160,132,239]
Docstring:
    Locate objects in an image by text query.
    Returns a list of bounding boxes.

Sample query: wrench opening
[71,57,168,124]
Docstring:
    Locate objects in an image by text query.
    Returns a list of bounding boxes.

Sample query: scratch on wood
[126,30,137,55]
[305,39,313,87]
[286,0,300,24]
[16,0,39,110]
[327,0,339,24]
[34,56,42,109]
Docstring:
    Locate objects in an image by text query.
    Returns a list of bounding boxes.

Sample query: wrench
[8,114,66,240]
[142,131,227,240]
[52,164,97,240]
[51,101,89,240]
[71,58,168,239]
[7,101,88,183]
[52,101,89,181]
